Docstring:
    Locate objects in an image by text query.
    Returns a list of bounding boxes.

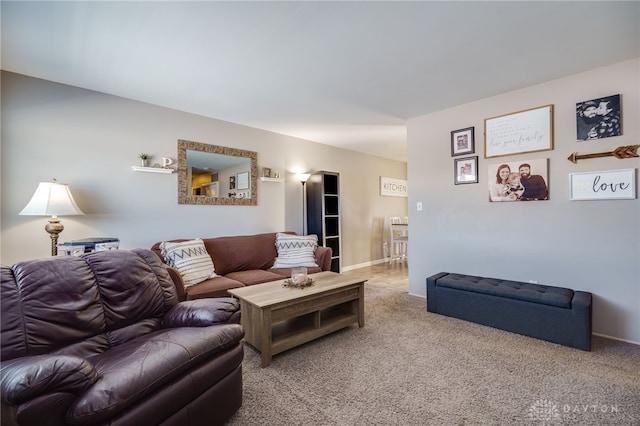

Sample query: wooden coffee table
[228,271,366,367]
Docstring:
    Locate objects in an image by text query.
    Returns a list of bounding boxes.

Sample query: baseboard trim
[592,332,640,346]
[341,258,387,272]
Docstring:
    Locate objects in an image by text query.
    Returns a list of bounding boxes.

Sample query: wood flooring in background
[343,261,408,291]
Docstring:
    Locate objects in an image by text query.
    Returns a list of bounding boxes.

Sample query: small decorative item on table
[283,266,314,288]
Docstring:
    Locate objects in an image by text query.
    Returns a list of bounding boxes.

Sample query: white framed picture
[570,168,636,201]
[484,105,553,159]
[380,176,408,197]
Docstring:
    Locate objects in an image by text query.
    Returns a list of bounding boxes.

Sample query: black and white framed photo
[576,94,621,141]
[454,156,478,185]
[451,127,475,156]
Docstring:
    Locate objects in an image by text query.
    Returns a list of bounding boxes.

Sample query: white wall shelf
[132,166,175,174]
[260,177,285,183]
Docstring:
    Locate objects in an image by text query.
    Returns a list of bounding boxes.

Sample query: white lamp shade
[19,181,85,216]
[297,173,311,183]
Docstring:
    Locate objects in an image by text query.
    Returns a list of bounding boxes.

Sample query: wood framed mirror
[177,139,258,205]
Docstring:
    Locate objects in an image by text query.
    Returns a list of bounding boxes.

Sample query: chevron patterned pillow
[160,238,217,287]
[273,233,319,268]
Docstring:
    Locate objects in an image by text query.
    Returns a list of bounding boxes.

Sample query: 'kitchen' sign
[380,177,408,198]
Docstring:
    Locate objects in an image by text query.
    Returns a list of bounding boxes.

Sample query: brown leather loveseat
[1,249,244,426]
[151,232,333,300]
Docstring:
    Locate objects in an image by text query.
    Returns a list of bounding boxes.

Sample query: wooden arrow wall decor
[567,144,640,164]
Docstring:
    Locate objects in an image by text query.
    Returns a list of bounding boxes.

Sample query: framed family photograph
[454,156,478,185]
[488,158,548,202]
[451,127,475,156]
[576,94,621,141]
[262,167,272,178]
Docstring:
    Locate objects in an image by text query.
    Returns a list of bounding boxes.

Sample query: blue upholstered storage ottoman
[426,272,592,351]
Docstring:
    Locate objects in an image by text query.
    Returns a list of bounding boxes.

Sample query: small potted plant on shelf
[138,153,149,167]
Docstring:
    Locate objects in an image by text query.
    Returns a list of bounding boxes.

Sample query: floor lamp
[297,173,311,235]
[20,179,85,256]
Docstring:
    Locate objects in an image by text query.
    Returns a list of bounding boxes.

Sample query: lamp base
[45,217,64,256]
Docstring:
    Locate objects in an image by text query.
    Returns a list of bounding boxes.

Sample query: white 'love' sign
[570,169,636,200]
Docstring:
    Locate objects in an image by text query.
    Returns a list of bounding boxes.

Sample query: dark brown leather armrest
[162,298,240,327]
[315,246,333,271]
[1,355,97,405]
[163,265,187,301]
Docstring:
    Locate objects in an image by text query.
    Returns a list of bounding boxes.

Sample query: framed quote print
[484,105,554,158]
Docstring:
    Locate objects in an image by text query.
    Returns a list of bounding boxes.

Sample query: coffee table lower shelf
[229,274,365,367]
[270,305,359,356]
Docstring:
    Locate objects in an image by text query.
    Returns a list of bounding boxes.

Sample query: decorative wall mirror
[177,139,258,205]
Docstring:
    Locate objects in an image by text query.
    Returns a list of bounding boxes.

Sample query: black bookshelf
[306,171,341,272]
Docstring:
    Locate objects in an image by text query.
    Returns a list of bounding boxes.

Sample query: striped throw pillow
[272,233,319,268]
[160,239,216,287]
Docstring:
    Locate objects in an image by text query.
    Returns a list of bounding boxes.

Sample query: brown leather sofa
[151,232,333,300]
[1,249,244,426]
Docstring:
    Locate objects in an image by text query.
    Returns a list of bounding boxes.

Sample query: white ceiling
[2,1,639,162]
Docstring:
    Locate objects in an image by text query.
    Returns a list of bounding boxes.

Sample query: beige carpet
[225,285,640,425]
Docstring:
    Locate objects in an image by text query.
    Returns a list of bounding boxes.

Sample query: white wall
[407,59,640,343]
[1,72,407,268]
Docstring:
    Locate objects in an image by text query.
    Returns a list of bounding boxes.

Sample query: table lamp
[20,179,85,256]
